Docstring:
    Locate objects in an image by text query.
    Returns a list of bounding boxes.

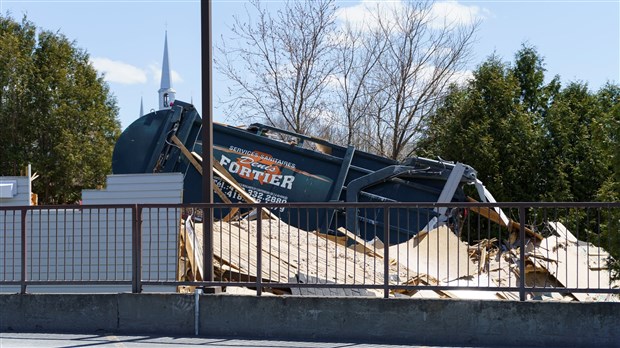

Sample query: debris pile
[178,216,619,301]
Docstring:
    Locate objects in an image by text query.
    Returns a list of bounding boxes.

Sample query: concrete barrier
[1,294,619,347]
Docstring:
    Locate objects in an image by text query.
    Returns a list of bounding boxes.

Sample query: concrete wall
[1,294,618,347]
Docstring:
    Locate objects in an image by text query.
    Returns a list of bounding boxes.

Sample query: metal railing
[1,202,618,301]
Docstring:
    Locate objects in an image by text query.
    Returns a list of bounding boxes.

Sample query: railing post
[132,204,143,293]
[518,206,526,301]
[20,208,27,294]
[256,207,262,296]
[137,205,143,293]
[383,207,390,299]
[202,205,214,286]
[132,205,137,293]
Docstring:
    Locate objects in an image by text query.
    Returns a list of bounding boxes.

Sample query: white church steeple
[158,31,176,110]
[139,96,144,117]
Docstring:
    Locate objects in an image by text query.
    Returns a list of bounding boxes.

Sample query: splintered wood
[178,217,619,301]
[185,218,404,296]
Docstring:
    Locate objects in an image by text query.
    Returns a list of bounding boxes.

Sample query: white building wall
[0,173,184,293]
[82,173,183,204]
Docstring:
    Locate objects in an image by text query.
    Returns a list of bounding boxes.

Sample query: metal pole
[194,288,203,335]
[132,205,143,294]
[136,205,143,293]
[20,208,27,294]
[201,0,214,282]
[519,206,526,301]
[256,211,262,296]
[132,205,138,293]
[383,207,390,299]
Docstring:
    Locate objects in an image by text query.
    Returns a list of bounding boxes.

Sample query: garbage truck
[112,100,508,243]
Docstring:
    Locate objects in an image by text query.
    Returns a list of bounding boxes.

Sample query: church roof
[159,31,173,92]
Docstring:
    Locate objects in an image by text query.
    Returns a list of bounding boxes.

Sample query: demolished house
[177,216,619,301]
[110,99,618,301]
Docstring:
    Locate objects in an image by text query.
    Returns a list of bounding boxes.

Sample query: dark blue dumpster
[112,100,478,243]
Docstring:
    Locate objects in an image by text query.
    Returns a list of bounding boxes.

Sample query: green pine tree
[0,15,121,204]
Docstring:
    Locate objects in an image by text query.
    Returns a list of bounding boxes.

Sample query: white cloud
[400,65,472,97]
[448,69,473,86]
[90,57,147,84]
[336,0,488,31]
[148,63,184,85]
[429,0,488,29]
[325,72,344,90]
[335,0,404,31]
[172,71,183,84]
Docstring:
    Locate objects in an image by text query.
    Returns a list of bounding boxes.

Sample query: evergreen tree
[418,45,619,204]
[593,86,620,279]
[419,45,619,276]
[540,82,610,202]
[418,51,547,202]
[0,15,121,204]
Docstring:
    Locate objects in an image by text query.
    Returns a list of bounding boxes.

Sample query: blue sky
[2,0,618,130]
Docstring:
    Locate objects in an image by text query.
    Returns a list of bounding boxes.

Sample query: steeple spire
[158,30,176,110]
[139,96,144,117]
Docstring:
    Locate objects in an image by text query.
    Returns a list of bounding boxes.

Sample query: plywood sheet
[191,218,415,296]
[388,225,477,283]
[535,235,613,301]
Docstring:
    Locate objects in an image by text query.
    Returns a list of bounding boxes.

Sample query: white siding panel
[81,197,182,205]
[0,176,31,206]
[82,173,183,205]
[102,182,184,193]
[1,173,183,292]
[0,212,22,281]
[25,209,131,282]
[82,190,182,201]
[106,173,183,185]
[0,208,179,287]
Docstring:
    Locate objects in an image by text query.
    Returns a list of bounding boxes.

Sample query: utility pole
[200,0,214,283]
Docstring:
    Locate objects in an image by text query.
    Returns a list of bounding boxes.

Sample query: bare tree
[327,20,387,147]
[366,1,479,160]
[217,0,478,159]
[216,0,338,134]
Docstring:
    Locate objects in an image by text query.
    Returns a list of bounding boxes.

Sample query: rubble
[178,216,619,301]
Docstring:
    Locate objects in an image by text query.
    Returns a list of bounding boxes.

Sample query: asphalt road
[0,333,462,348]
